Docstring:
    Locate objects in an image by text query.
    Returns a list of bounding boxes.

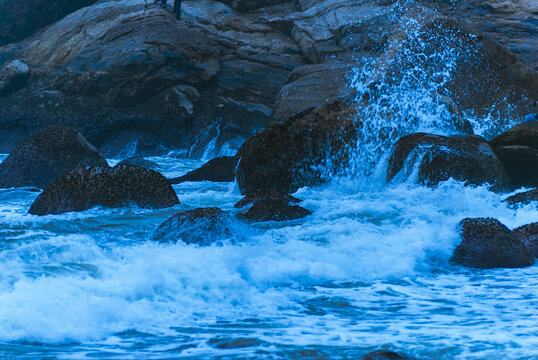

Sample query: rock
[169,156,237,184]
[451,218,534,269]
[0,126,109,189]
[492,145,538,188]
[504,189,538,207]
[0,60,30,97]
[0,0,97,46]
[153,207,239,245]
[236,99,358,195]
[116,157,161,171]
[490,121,538,150]
[387,133,510,190]
[235,191,312,222]
[28,165,179,215]
[362,350,415,360]
[512,222,538,258]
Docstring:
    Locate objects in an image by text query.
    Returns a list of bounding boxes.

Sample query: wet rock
[208,337,264,349]
[169,156,237,184]
[490,121,538,150]
[0,60,30,97]
[236,99,358,195]
[492,145,538,188]
[362,350,415,360]
[504,189,538,207]
[116,157,161,171]
[387,133,510,190]
[451,218,534,269]
[235,191,312,222]
[512,222,538,258]
[28,165,179,216]
[153,207,238,245]
[0,126,109,189]
[0,0,97,46]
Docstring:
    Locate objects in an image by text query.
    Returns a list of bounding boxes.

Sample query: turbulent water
[0,152,537,359]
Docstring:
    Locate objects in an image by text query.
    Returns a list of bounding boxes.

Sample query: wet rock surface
[504,189,538,207]
[0,60,30,97]
[235,191,311,222]
[169,156,237,184]
[0,126,109,189]
[451,218,534,269]
[513,222,538,258]
[115,157,161,171]
[362,350,416,360]
[29,165,179,215]
[387,133,509,190]
[153,207,239,245]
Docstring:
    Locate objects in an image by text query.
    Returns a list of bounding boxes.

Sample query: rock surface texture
[513,222,538,258]
[387,133,510,189]
[29,165,179,215]
[0,126,109,189]
[451,218,534,269]
[504,189,538,207]
[235,191,312,221]
[169,156,237,183]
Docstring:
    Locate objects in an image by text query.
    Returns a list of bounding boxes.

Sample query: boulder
[0,60,30,97]
[451,218,534,269]
[492,145,538,188]
[153,207,239,245]
[387,133,510,190]
[490,121,538,150]
[235,191,311,222]
[169,156,237,184]
[0,0,97,46]
[28,165,179,215]
[236,99,358,195]
[116,157,161,171]
[0,126,109,189]
[512,222,538,258]
[362,350,415,360]
[504,189,538,207]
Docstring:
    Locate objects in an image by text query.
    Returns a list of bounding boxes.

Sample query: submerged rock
[513,222,538,258]
[362,350,415,360]
[28,165,179,215]
[0,126,109,189]
[235,191,311,222]
[451,218,534,269]
[387,133,510,190]
[0,60,30,97]
[504,189,538,207]
[236,99,358,195]
[116,157,161,171]
[169,156,237,184]
[153,207,239,245]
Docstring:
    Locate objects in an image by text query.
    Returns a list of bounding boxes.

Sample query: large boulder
[0,126,109,189]
[512,222,538,258]
[235,191,312,222]
[504,189,538,207]
[0,60,30,97]
[28,165,179,215]
[153,207,240,245]
[0,0,97,46]
[387,133,510,189]
[451,218,534,269]
[169,156,237,184]
[235,99,358,195]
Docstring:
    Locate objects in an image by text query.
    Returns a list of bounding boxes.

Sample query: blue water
[0,152,537,359]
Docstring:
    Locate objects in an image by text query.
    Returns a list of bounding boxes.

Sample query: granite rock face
[0,126,109,189]
[29,165,179,215]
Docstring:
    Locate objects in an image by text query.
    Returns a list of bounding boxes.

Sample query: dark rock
[490,121,538,150]
[513,222,538,258]
[116,157,161,171]
[0,126,109,189]
[236,99,358,195]
[169,156,237,184]
[153,207,239,245]
[387,133,510,190]
[0,0,97,46]
[451,218,534,269]
[492,145,538,188]
[208,337,264,349]
[235,191,311,222]
[28,165,179,216]
[362,350,415,360]
[0,60,30,97]
[504,189,538,207]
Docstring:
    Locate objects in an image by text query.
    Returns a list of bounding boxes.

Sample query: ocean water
[0,152,537,359]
